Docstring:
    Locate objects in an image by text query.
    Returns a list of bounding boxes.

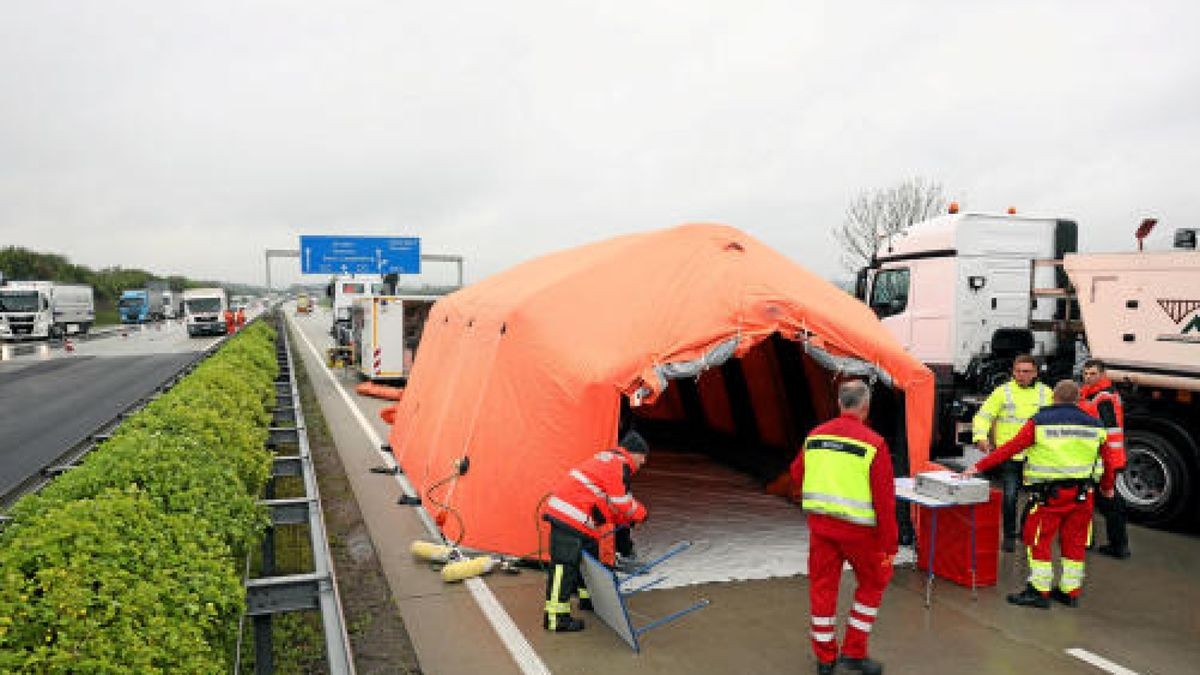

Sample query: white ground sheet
[631,451,813,589]
[631,451,916,590]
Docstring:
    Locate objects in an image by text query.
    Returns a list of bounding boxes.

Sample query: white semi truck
[182,287,229,338]
[329,275,386,346]
[0,281,94,340]
[856,210,1200,526]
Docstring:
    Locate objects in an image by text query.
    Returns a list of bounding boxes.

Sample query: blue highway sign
[299,235,421,275]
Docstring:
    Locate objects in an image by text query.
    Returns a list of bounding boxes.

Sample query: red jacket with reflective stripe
[790,413,898,555]
[545,447,647,539]
[1080,378,1126,471]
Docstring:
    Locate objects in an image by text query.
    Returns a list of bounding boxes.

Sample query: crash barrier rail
[0,319,306,672]
[580,542,709,652]
[238,317,354,675]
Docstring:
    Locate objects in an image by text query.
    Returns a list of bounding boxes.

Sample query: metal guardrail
[240,316,354,674]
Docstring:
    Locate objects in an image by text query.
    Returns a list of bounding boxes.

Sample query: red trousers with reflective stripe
[808,530,893,663]
[1024,489,1093,593]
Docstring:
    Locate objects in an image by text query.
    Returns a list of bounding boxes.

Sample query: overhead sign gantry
[299,235,421,275]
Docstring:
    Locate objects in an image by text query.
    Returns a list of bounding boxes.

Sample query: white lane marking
[1065,648,1140,675]
[288,314,552,675]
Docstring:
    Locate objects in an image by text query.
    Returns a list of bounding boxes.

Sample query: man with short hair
[1080,359,1130,559]
[972,354,1052,552]
[542,430,649,632]
[966,380,1115,608]
[792,380,896,675]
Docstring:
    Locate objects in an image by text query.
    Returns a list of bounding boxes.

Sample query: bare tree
[833,177,948,272]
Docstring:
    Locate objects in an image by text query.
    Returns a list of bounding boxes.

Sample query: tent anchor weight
[369,465,400,475]
[397,494,422,506]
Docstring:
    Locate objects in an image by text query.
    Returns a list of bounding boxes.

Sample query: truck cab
[118,290,150,323]
[857,211,1079,460]
[182,288,229,337]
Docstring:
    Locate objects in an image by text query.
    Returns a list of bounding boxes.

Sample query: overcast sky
[1,1,1197,288]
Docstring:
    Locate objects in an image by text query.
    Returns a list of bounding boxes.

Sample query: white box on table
[914,470,991,505]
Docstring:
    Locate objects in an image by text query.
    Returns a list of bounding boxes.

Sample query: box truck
[118,281,169,323]
[0,281,94,340]
[856,209,1200,525]
[350,295,436,380]
[183,287,229,337]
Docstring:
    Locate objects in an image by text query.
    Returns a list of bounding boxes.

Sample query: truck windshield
[0,291,40,312]
[341,283,365,294]
[186,298,222,313]
[118,298,144,309]
[869,268,910,318]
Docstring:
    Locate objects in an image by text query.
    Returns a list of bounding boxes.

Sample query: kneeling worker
[542,430,649,632]
[966,380,1114,608]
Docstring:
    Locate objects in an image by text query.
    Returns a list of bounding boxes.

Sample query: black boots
[1097,544,1131,559]
[1002,537,1017,553]
[839,656,884,674]
[1006,584,1050,609]
[543,613,585,632]
[578,598,594,611]
[817,660,837,675]
[1050,588,1079,607]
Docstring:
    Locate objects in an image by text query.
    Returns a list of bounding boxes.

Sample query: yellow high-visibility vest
[1025,424,1107,485]
[801,434,877,526]
[972,380,1051,460]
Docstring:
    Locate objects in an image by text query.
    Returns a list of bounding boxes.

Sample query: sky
[1,1,1197,288]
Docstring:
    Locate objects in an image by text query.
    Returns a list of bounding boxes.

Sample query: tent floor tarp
[632,450,813,589]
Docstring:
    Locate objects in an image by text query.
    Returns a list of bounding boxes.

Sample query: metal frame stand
[580,541,710,652]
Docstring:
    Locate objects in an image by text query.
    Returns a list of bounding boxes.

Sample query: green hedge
[0,321,280,672]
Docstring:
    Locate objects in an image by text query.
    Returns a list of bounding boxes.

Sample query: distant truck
[182,287,229,337]
[296,293,313,314]
[162,290,177,320]
[349,295,437,380]
[118,281,169,323]
[330,275,386,345]
[856,209,1200,526]
[0,281,95,340]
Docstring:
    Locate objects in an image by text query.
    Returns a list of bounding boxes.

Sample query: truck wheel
[1119,429,1193,527]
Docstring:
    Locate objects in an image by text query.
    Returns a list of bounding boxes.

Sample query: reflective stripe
[1106,427,1122,434]
[802,503,877,526]
[976,412,995,421]
[610,494,634,505]
[810,630,836,643]
[1039,386,1048,406]
[852,602,878,617]
[998,416,1024,424]
[847,617,873,632]
[1026,463,1098,475]
[595,451,616,462]
[547,496,593,528]
[801,491,874,511]
[577,588,590,599]
[811,616,836,626]
[570,470,605,498]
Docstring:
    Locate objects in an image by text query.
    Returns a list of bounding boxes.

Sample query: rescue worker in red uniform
[791,380,896,675]
[1079,359,1130,559]
[235,306,247,330]
[542,431,649,632]
[966,380,1114,608]
[223,308,235,335]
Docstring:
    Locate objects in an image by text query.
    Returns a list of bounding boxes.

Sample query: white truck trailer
[330,275,386,346]
[182,287,229,338]
[0,281,94,340]
[856,210,1200,525]
[350,295,437,380]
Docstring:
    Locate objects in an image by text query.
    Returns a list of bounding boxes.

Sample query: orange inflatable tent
[387,224,935,557]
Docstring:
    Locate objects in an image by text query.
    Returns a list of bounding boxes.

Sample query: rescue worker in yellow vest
[972,354,1051,552]
[966,380,1113,608]
[791,380,896,675]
